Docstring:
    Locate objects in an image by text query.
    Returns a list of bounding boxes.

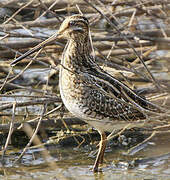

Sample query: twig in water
[1,103,16,164]
[13,104,46,165]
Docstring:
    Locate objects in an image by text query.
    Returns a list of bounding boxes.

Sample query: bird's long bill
[10,32,60,66]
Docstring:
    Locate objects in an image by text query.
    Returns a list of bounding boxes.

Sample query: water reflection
[1,130,170,179]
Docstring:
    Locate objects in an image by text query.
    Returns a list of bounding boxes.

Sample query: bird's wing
[81,57,162,114]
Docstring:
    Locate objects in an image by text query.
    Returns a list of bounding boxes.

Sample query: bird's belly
[86,119,146,132]
[60,89,91,121]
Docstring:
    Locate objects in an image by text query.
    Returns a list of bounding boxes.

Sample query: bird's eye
[69,21,75,26]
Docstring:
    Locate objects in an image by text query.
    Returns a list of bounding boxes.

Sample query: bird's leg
[99,132,107,165]
[93,132,107,172]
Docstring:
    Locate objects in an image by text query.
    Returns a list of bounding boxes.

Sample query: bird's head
[58,15,89,42]
[10,15,90,66]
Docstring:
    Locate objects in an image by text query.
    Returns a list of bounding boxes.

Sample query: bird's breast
[59,64,89,118]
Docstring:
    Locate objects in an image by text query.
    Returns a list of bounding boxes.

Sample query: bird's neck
[67,38,91,55]
[61,38,92,71]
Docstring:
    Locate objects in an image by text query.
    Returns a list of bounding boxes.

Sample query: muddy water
[1,129,170,180]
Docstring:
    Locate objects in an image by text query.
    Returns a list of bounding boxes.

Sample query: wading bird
[11,15,163,172]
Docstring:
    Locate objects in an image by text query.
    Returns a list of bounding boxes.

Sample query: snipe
[11,15,163,172]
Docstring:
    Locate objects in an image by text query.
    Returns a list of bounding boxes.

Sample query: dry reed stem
[1,103,16,163]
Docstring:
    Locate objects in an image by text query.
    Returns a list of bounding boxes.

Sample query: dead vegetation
[0,0,170,167]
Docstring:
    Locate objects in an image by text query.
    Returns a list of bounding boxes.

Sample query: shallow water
[1,129,170,180]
